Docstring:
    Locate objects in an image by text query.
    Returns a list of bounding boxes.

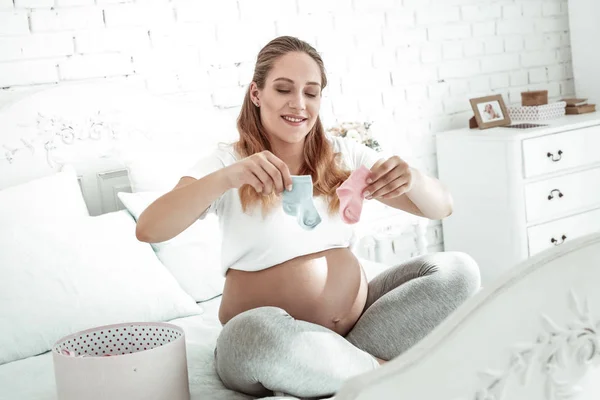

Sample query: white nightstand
[435,113,600,286]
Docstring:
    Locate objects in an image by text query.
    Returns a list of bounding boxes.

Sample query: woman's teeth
[282,116,304,122]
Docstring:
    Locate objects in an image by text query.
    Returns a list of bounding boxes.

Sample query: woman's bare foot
[375,357,387,365]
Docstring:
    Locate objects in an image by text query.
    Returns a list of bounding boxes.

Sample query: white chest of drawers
[435,113,600,286]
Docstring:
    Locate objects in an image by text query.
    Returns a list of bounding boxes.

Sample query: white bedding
[0,259,392,400]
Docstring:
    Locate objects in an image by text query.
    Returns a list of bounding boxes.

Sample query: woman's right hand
[223,150,293,195]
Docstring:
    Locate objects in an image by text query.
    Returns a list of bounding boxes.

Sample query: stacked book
[562,98,596,114]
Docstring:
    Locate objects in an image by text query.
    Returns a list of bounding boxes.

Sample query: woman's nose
[289,92,305,110]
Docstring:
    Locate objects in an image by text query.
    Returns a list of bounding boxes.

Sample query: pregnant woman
[136,36,480,398]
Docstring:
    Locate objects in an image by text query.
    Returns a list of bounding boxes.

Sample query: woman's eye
[276,88,317,98]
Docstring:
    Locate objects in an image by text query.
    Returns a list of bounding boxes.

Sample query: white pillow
[0,211,202,365]
[0,165,89,223]
[118,191,225,303]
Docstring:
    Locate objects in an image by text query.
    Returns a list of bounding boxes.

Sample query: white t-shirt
[184,135,384,276]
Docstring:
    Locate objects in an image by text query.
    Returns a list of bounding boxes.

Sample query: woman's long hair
[235,36,350,215]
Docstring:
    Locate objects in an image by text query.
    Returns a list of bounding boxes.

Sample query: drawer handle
[546,150,563,162]
[550,234,567,246]
[547,189,564,200]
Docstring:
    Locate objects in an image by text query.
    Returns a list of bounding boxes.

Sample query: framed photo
[469,94,511,129]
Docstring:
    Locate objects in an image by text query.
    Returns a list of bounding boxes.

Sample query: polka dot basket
[508,101,567,121]
[52,322,190,400]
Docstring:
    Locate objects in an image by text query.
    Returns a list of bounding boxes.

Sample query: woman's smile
[281,114,308,126]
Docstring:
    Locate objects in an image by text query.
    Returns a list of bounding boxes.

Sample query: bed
[1,82,599,400]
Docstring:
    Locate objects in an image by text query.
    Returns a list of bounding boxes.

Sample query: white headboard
[0,81,236,216]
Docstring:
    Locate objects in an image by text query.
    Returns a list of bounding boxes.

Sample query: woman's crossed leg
[215,252,480,398]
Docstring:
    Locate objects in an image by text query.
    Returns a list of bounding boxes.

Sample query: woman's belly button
[296,274,366,335]
[319,276,368,335]
[336,288,368,334]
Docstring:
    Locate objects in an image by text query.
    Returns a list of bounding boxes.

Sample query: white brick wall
[0,10,29,35]
[0,0,575,254]
[55,0,95,6]
[0,59,59,87]
[416,7,460,25]
[15,0,53,8]
[103,3,175,28]
[58,53,134,80]
[75,28,149,54]
[0,0,14,9]
[30,8,105,32]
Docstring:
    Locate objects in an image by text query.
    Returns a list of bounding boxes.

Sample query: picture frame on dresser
[469,94,511,130]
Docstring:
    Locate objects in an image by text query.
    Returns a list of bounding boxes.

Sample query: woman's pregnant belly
[218,248,368,336]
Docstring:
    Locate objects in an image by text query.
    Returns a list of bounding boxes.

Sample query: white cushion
[0,165,89,223]
[118,191,225,303]
[0,211,202,365]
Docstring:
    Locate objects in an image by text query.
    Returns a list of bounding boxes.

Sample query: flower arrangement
[326,121,382,152]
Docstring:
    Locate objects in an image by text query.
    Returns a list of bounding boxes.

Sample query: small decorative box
[508,101,567,121]
[52,322,190,400]
[521,90,548,106]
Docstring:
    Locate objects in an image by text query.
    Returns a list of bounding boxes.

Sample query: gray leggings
[214,252,480,398]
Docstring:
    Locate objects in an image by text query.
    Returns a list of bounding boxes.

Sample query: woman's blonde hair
[235,36,350,215]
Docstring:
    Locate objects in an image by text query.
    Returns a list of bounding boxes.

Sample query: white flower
[346,129,361,141]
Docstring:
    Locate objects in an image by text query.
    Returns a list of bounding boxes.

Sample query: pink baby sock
[336,165,371,224]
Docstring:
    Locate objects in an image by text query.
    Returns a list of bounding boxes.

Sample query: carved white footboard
[337,233,600,400]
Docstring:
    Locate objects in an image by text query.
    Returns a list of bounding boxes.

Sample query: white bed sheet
[0,259,391,400]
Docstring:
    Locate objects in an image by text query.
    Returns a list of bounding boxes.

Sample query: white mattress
[0,259,390,400]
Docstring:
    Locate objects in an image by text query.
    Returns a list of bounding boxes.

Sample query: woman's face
[252,51,322,146]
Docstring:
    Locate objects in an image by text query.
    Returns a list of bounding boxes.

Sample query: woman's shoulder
[217,141,239,158]
[326,134,374,160]
[326,134,354,155]
[185,142,239,179]
[326,133,387,170]
[327,134,367,154]
[326,133,343,150]
[326,134,358,170]
[203,141,239,167]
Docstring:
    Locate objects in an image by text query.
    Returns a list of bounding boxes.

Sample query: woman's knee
[216,306,290,365]
[421,252,480,297]
[438,251,481,296]
[215,307,291,395]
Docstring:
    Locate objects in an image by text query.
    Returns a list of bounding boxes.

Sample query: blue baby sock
[282,175,322,230]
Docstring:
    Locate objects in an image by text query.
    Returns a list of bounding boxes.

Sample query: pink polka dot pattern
[53,323,184,358]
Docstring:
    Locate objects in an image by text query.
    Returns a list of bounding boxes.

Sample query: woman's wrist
[405,168,453,219]
[186,167,234,198]
[211,167,235,192]
[406,167,421,193]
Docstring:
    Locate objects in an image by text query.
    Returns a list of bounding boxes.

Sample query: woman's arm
[135,168,231,243]
[363,156,453,220]
[377,167,453,220]
[136,149,293,243]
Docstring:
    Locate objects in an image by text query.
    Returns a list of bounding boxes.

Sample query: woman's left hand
[363,156,414,200]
